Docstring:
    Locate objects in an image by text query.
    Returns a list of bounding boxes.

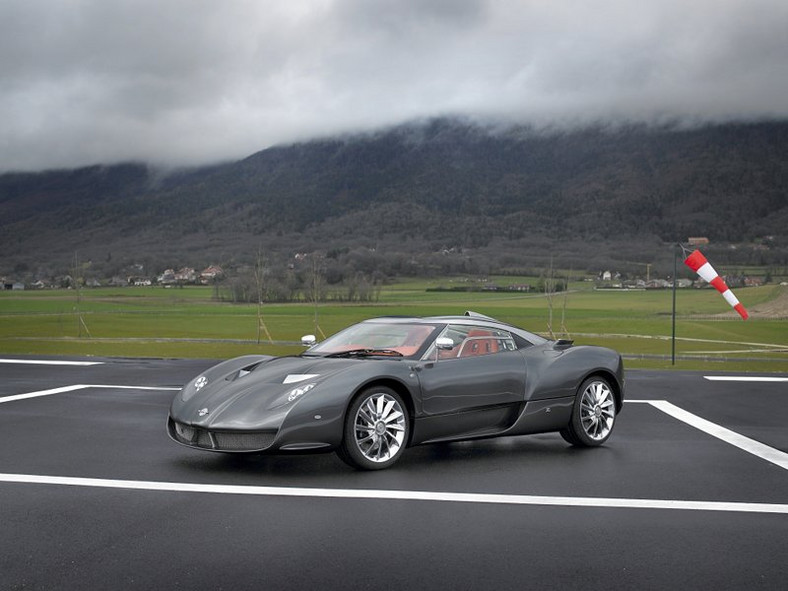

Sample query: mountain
[1,118,787,280]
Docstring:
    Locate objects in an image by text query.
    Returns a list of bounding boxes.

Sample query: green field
[1,279,786,372]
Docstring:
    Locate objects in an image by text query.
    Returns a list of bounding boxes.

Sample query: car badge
[194,376,208,391]
[198,408,209,417]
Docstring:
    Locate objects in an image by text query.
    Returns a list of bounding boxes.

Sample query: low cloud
[1,0,787,172]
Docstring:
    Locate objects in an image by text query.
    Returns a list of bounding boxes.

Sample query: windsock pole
[683,249,749,320]
[671,246,678,364]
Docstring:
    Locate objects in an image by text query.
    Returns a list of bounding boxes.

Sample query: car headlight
[286,383,316,402]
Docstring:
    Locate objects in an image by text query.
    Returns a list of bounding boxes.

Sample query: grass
[1,281,785,372]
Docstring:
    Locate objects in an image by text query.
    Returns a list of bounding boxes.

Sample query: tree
[254,247,273,344]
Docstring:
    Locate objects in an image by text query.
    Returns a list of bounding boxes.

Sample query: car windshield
[305,322,438,358]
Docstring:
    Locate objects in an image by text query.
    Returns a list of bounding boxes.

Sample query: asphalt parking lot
[1,357,786,590]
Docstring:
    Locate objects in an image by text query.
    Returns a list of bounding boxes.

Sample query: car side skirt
[411,403,522,445]
[410,395,576,446]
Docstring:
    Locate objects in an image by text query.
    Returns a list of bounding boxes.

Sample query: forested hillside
[1,118,786,281]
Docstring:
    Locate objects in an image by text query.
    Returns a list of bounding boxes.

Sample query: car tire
[560,376,616,447]
[337,386,409,470]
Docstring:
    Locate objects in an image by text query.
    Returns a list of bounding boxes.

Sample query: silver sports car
[168,311,625,470]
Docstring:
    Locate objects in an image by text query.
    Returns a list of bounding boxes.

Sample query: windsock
[683,250,748,320]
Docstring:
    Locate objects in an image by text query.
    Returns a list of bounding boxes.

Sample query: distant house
[646,279,671,289]
[175,267,198,284]
[158,269,176,285]
[200,265,224,284]
[688,237,710,246]
[601,270,612,281]
[123,275,152,286]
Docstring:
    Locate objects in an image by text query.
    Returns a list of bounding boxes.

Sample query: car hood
[172,356,378,429]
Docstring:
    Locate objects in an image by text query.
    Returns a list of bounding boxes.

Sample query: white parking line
[0,384,180,404]
[0,359,103,366]
[5,389,786,472]
[0,472,786,514]
[704,376,788,382]
[2,387,785,514]
[0,384,89,404]
[627,399,788,471]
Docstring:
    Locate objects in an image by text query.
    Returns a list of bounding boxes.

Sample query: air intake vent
[168,419,276,452]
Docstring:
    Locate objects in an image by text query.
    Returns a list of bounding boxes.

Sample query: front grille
[213,431,276,451]
[169,418,276,452]
[173,421,195,441]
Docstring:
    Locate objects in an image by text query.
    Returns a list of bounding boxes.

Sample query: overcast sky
[2,0,787,172]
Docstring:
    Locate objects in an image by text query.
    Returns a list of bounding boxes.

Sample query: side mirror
[301,334,317,347]
[433,337,455,362]
[435,337,455,350]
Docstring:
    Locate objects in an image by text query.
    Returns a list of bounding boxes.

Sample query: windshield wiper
[325,348,404,358]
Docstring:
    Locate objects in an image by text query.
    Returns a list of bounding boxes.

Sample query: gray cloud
[1,0,787,172]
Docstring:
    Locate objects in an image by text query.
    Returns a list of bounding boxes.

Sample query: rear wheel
[560,377,616,446]
[337,387,409,470]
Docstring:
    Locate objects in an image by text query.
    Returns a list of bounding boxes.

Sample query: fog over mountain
[1,118,786,281]
[2,0,787,172]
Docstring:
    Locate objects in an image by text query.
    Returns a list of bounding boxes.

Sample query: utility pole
[624,260,652,283]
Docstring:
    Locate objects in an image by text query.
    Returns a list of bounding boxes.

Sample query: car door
[414,324,527,417]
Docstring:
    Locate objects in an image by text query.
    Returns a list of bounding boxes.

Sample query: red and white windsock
[684,250,748,320]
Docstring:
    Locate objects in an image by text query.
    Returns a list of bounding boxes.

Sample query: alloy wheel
[579,380,616,441]
[352,392,407,463]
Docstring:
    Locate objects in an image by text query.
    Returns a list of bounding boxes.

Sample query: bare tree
[560,267,572,338]
[254,247,273,344]
[310,254,326,339]
[72,252,91,338]
[545,257,555,339]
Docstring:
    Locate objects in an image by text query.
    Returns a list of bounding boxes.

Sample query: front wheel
[560,377,616,447]
[337,387,409,470]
